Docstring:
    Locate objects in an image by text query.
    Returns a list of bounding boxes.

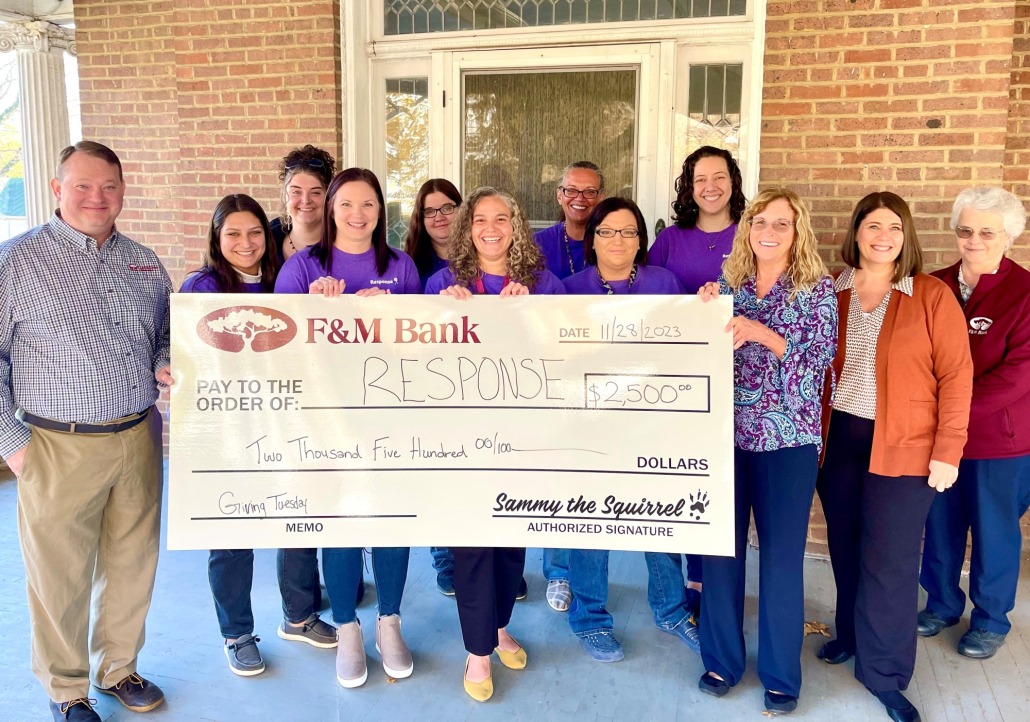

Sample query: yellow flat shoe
[494,637,527,670]
[463,656,493,702]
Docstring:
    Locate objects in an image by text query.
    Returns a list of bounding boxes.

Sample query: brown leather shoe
[95,673,165,712]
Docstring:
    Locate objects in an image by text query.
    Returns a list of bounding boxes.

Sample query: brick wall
[759,0,1027,556]
[74,0,342,444]
[1006,0,1030,549]
[75,0,342,286]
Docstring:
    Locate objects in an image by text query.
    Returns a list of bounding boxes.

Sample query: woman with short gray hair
[918,186,1030,662]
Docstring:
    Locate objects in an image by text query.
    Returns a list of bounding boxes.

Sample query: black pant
[452,547,526,656]
[818,411,936,692]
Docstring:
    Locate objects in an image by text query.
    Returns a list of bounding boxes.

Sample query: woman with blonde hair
[697,188,837,715]
[426,187,563,701]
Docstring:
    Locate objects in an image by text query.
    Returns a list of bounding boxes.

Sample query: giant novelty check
[168,294,734,554]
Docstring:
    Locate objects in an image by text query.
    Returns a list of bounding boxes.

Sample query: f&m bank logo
[197,306,298,353]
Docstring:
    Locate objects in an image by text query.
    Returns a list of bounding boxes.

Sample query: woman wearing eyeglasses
[917,188,1030,662]
[816,192,972,722]
[534,161,606,281]
[696,188,837,715]
[404,179,462,290]
[561,198,681,663]
[271,145,336,263]
[649,146,748,649]
[275,168,421,689]
[426,187,564,701]
[402,178,465,596]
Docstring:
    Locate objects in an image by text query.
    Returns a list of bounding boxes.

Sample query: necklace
[700,225,732,251]
[562,222,582,276]
[596,264,637,295]
[286,234,297,252]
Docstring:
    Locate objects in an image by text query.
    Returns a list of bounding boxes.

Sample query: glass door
[440,45,666,229]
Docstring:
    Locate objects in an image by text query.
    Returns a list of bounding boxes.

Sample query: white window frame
[342,2,766,208]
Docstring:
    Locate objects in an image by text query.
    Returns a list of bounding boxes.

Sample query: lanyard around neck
[474,273,510,294]
[596,264,637,295]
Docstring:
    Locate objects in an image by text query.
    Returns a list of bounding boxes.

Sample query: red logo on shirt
[969,317,993,335]
[198,306,298,352]
[128,264,159,272]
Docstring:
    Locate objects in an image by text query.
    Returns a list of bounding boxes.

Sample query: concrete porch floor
[1,472,1028,722]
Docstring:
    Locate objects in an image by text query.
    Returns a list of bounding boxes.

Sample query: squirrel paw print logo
[197,306,298,352]
[688,490,710,521]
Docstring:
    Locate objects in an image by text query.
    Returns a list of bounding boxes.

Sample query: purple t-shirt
[424,267,566,296]
[533,222,585,280]
[274,246,421,295]
[562,264,683,295]
[180,270,264,294]
[649,224,736,294]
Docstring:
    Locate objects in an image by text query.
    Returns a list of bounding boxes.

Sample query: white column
[0,21,75,227]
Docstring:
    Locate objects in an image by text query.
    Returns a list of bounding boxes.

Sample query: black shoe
[698,671,731,698]
[765,690,798,714]
[49,699,100,722]
[872,690,920,722]
[515,576,528,601]
[916,608,959,637]
[95,673,165,712]
[816,639,853,665]
[957,628,1006,659]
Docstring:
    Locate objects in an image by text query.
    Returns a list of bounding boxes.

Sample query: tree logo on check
[197,306,298,353]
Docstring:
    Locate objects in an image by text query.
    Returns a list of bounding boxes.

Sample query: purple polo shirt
[649,224,736,294]
[274,246,421,295]
[533,222,585,280]
[562,264,683,295]
[424,267,566,296]
[180,270,264,294]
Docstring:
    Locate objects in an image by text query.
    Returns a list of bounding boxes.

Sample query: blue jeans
[568,550,691,635]
[431,547,455,576]
[542,548,569,581]
[208,549,255,638]
[276,548,327,623]
[323,547,410,624]
[568,548,612,635]
[645,551,691,630]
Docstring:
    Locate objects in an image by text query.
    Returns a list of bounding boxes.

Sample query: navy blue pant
[211,548,318,637]
[209,549,256,638]
[818,411,936,693]
[920,454,1030,635]
[701,445,817,698]
[452,547,526,656]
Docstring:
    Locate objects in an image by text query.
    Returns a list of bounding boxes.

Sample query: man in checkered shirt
[0,141,172,722]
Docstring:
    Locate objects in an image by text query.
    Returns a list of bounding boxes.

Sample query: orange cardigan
[824,273,973,477]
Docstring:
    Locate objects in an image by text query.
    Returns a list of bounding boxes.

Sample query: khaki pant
[17,409,163,702]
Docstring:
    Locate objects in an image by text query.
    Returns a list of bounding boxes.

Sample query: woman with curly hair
[271,144,336,262]
[648,146,748,640]
[425,187,563,701]
[697,188,837,715]
[425,186,565,296]
[651,146,747,292]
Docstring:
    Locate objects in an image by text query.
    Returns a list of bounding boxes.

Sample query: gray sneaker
[375,614,413,678]
[224,634,265,676]
[336,621,368,688]
[277,613,338,648]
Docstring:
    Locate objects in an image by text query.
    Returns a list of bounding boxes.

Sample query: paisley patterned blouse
[719,274,838,452]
